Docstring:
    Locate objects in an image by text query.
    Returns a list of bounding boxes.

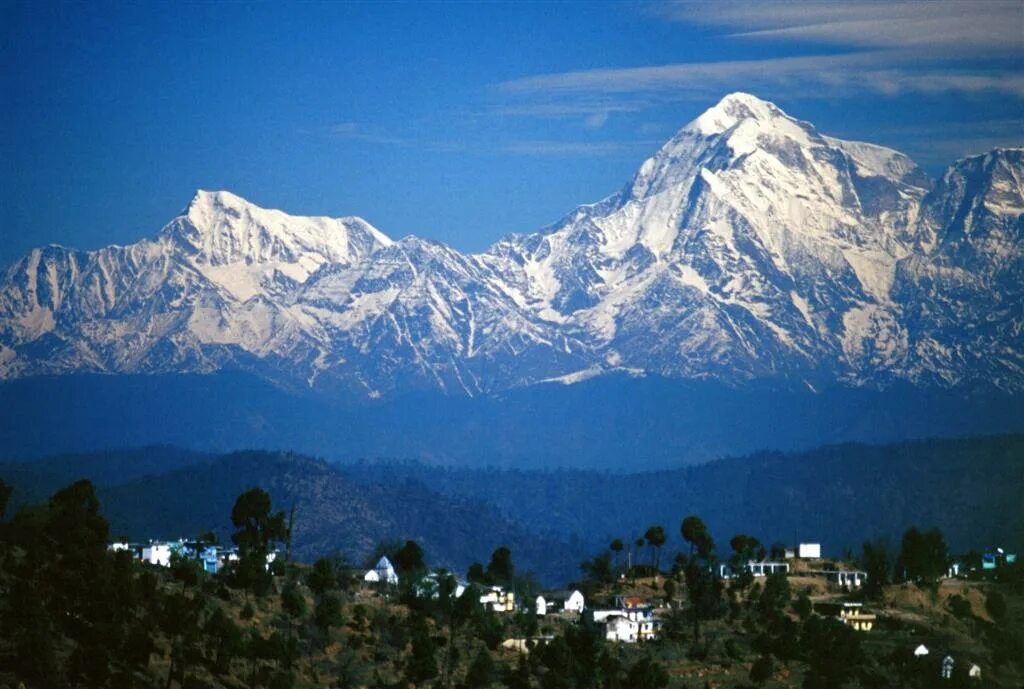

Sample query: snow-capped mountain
[1,94,1021,397]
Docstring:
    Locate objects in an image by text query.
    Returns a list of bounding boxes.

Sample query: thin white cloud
[327,122,411,146]
[867,118,1024,167]
[496,0,1022,116]
[502,140,656,157]
[583,111,610,129]
[320,123,466,153]
[313,123,651,159]
[657,1,1023,54]
[498,53,1024,99]
[491,101,649,119]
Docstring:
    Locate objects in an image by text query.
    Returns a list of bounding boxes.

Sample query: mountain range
[2,93,1021,399]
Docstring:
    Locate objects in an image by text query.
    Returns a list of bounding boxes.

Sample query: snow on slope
[0,95,1021,395]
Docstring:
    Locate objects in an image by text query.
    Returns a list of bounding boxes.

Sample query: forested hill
[341,435,1024,558]
[0,449,587,584]
[1,435,1020,584]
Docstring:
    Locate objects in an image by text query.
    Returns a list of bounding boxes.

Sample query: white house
[798,543,822,559]
[718,561,789,578]
[590,609,624,624]
[968,663,981,679]
[840,570,864,587]
[364,556,399,585]
[805,569,867,588]
[536,589,585,615]
[914,644,930,658]
[747,560,790,576]
[416,572,468,599]
[605,615,640,643]
[479,586,515,613]
[941,656,955,680]
[142,541,173,567]
[603,612,659,643]
[591,606,655,625]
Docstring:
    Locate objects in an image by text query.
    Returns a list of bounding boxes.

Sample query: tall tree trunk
[285,503,296,563]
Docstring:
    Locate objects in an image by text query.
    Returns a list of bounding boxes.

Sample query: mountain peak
[184,189,256,221]
[688,92,788,137]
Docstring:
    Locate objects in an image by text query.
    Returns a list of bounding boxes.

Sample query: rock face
[1,94,1021,397]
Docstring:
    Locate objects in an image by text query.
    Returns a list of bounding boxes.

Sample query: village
[3,471,1022,689]
[106,534,1019,686]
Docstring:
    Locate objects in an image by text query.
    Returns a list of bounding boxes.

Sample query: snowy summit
[1,94,1021,397]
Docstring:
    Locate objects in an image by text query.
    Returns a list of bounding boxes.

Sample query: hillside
[341,435,1024,557]
[2,467,1023,689]
[3,435,1020,584]
[0,449,585,583]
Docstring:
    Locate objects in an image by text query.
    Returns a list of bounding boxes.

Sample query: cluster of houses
[362,557,658,643]
[587,596,661,643]
[108,539,277,573]
[715,542,869,590]
[948,547,1018,578]
[360,543,881,645]
[113,537,1011,667]
[813,601,876,632]
[363,556,518,613]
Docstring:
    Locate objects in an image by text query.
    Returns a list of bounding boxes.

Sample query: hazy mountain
[1,93,1021,399]
[341,434,1024,558]
[3,436,1020,584]
[3,370,1022,469]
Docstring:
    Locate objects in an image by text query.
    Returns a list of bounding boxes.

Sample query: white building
[603,613,659,643]
[479,586,515,613]
[747,560,790,576]
[591,607,655,625]
[536,589,585,615]
[805,568,867,588]
[416,572,468,599]
[798,543,822,559]
[142,541,173,567]
[590,609,624,624]
[364,556,399,585]
[914,644,929,658]
[605,615,640,643]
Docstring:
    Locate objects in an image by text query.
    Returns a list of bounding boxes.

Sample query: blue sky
[2,1,1021,264]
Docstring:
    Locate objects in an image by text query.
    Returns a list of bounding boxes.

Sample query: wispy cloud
[655,1,1023,55]
[501,140,657,157]
[327,122,411,146]
[310,122,649,158]
[868,118,1024,166]
[492,102,648,118]
[319,123,466,153]
[583,111,610,130]
[498,53,1024,100]
[496,0,1023,118]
